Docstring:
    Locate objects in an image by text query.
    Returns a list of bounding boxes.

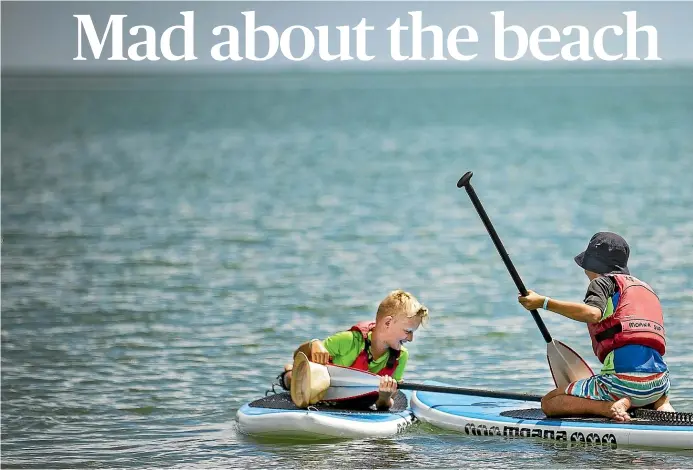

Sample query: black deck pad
[250,391,408,413]
[501,408,693,426]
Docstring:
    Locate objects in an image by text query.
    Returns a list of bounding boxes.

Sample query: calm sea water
[2,69,693,468]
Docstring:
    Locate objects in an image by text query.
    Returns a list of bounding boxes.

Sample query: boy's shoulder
[323,329,366,348]
[586,275,617,295]
[326,329,363,342]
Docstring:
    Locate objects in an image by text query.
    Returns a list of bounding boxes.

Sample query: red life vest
[347,321,400,376]
[588,274,666,363]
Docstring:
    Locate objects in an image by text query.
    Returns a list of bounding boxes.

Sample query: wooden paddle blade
[290,352,331,408]
[547,339,594,389]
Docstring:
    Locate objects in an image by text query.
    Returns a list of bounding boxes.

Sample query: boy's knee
[540,388,562,416]
[541,388,561,402]
[541,398,554,416]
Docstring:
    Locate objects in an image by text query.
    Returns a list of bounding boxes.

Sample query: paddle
[292,356,542,407]
[456,171,593,389]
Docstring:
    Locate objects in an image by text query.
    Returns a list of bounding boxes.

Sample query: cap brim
[575,251,630,275]
[574,251,586,269]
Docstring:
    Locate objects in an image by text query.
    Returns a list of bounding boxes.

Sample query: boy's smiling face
[383,315,422,350]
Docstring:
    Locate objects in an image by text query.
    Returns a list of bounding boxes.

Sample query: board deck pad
[501,408,693,426]
[248,391,409,413]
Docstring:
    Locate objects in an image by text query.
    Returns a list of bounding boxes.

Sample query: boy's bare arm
[519,289,601,324]
[293,340,330,364]
[546,298,602,324]
[293,341,313,359]
[374,396,394,410]
[375,376,397,410]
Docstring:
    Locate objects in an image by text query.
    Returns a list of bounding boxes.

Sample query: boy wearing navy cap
[518,232,673,421]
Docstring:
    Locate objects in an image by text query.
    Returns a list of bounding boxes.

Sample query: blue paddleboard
[411,381,693,450]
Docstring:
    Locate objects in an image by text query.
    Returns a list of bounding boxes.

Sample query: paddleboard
[237,391,415,440]
[411,381,693,450]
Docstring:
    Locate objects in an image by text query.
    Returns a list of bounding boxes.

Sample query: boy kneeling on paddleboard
[279,289,428,410]
[518,232,674,421]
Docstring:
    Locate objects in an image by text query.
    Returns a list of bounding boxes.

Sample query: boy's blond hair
[376,289,429,325]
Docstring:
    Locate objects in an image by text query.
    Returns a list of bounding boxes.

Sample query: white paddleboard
[237,391,415,440]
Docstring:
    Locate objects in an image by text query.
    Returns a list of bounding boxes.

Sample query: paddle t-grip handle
[457,171,553,344]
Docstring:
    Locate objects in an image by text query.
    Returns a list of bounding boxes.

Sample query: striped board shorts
[565,371,670,408]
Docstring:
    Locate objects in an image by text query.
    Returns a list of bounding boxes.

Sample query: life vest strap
[363,336,399,370]
[595,323,622,342]
[386,348,398,369]
[594,319,666,343]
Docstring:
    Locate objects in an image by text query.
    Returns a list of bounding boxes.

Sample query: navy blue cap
[574,232,630,275]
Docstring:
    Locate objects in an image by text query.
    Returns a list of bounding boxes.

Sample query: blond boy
[280,289,428,409]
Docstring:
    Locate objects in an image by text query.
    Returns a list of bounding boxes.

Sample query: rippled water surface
[2,70,693,467]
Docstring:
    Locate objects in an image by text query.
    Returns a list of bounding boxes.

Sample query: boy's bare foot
[609,397,632,421]
[282,363,293,389]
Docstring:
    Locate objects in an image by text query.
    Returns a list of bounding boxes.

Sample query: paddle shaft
[398,382,541,402]
[457,172,552,344]
[324,364,543,402]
